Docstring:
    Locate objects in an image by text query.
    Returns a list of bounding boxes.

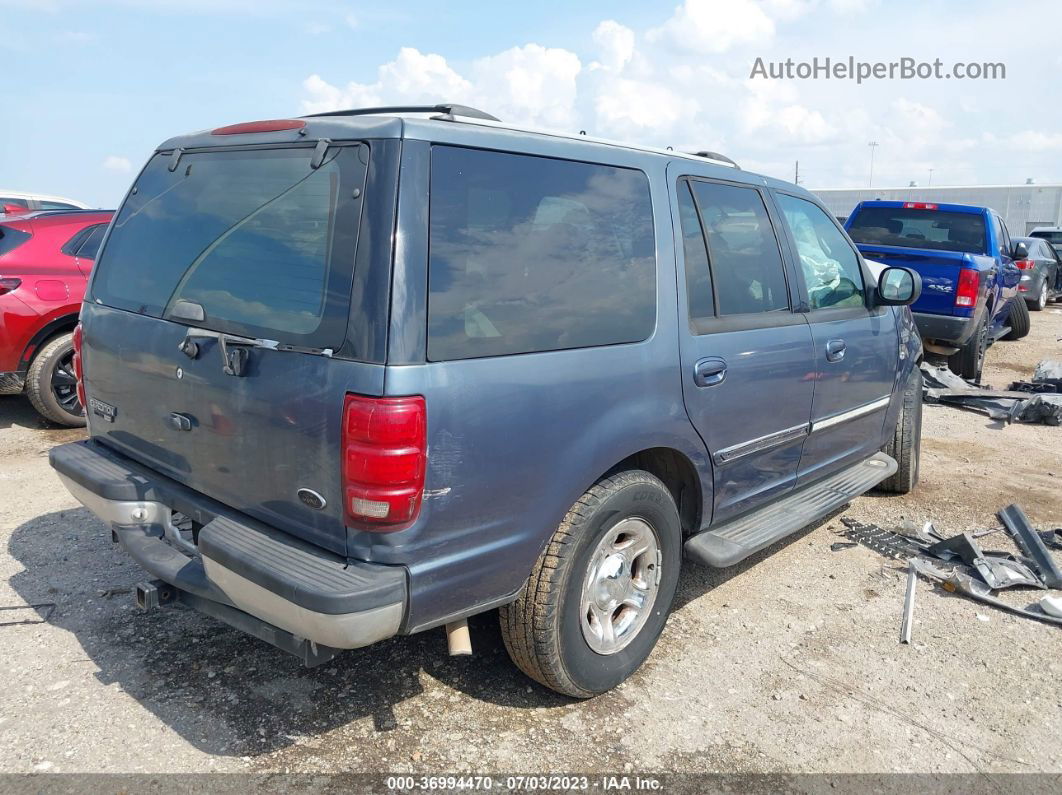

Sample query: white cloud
[647,0,775,53]
[591,20,635,72]
[1007,131,1062,152]
[344,12,358,29]
[102,155,131,173]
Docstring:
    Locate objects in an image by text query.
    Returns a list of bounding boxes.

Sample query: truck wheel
[877,368,922,495]
[947,314,987,382]
[499,470,681,698]
[25,332,86,427]
[1029,280,1048,311]
[1002,297,1030,340]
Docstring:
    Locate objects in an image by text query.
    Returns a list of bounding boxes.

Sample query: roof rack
[303,103,500,122]
[690,150,739,168]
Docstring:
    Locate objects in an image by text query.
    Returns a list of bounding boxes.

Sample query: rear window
[1031,230,1062,245]
[427,146,656,361]
[848,207,987,254]
[91,145,367,345]
[0,225,31,257]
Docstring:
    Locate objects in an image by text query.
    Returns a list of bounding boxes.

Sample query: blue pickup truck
[846,201,1027,380]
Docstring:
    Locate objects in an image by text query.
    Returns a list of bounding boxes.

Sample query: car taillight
[903,202,938,210]
[72,323,86,408]
[1014,259,1035,270]
[0,277,20,295]
[342,394,426,531]
[955,269,979,308]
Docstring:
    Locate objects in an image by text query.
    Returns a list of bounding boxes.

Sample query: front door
[771,191,897,485]
[670,171,815,526]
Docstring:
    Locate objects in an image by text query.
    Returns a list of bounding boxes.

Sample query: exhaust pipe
[445,618,472,656]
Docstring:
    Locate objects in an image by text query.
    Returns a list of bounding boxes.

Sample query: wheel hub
[579,517,660,655]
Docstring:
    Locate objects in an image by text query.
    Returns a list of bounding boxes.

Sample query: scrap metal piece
[910,559,1062,628]
[841,517,926,559]
[1041,594,1062,618]
[900,567,917,644]
[830,541,857,552]
[925,531,1044,589]
[1039,529,1062,551]
[1033,359,1062,385]
[998,504,1062,589]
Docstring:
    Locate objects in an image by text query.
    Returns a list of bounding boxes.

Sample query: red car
[0,209,113,425]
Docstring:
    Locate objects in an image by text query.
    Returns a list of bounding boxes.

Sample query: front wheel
[877,368,922,495]
[499,470,681,698]
[25,332,86,427]
[1002,297,1030,340]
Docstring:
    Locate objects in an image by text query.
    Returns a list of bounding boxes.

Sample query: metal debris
[999,504,1062,589]
[921,362,1062,425]
[841,517,926,559]
[830,541,857,552]
[900,567,917,644]
[925,532,1044,590]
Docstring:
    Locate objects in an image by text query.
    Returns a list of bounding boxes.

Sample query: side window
[39,201,78,210]
[61,226,93,256]
[75,224,107,260]
[776,193,865,310]
[688,180,789,315]
[676,180,713,321]
[0,197,30,212]
[993,215,1009,258]
[427,146,656,361]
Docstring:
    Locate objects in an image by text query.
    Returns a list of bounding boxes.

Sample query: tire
[499,470,681,698]
[877,368,922,495]
[1029,279,1048,311]
[1002,297,1030,341]
[25,332,85,427]
[947,313,987,382]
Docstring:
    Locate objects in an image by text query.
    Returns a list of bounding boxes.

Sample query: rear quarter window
[427,146,656,361]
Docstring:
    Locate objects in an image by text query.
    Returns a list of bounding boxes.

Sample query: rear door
[669,170,815,524]
[82,143,381,556]
[773,192,897,483]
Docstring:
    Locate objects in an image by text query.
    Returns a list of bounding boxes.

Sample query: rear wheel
[25,332,85,427]
[499,470,681,698]
[1030,280,1048,311]
[1003,297,1030,340]
[948,313,987,382]
[877,368,922,495]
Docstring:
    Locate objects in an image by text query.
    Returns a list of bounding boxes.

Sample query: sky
[3,0,1061,208]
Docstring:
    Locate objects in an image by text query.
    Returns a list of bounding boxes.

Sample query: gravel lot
[1,308,1060,777]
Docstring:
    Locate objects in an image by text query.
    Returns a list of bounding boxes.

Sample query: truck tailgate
[857,245,969,315]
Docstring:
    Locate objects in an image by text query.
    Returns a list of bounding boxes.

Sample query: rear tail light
[0,277,20,295]
[342,394,426,531]
[72,323,86,408]
[903,202,938,210]
[1014,259,1035,270]
[955,269,979,308]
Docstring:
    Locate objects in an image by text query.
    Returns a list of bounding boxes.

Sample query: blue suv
[49,104,923,697]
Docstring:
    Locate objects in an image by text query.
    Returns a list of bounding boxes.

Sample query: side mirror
[1012,241,1029,259]
[876,267,921,306]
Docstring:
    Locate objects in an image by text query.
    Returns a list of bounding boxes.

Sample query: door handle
[693,357,727,387]
[825,339,846,362]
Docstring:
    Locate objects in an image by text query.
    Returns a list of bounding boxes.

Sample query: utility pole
[928,168,934,186]
[867,141,879,188]
[794,160,800,185]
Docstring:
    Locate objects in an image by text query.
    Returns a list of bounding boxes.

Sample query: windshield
[848,207,986,254]
[90,144,367,345]
[1031,230,1062,245]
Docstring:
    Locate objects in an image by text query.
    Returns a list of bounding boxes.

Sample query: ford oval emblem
[297,488,327,511]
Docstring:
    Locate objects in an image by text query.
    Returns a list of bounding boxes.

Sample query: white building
[812,183,1062,236]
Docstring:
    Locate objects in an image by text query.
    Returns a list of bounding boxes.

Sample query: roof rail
[690,150,739,168]
[303,103,500,122]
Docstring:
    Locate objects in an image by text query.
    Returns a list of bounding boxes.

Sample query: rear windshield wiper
[177,327,333,377]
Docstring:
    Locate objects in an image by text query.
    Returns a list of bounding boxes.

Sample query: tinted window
[76,224,107,260]
[688,180,789,315]
[1031,230,1062,244]
[0,198,30,212]
[39,201,79,210]
[91,146,366,344]
[677,180,714,320]
[848,207,986,254]
[776,193,865,310]
[427,146,655,361]
[0,225,31,256]
[993,215,1010,258]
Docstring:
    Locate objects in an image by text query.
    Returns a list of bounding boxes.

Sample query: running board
[684,452,897,568]
[990,326,1011,342]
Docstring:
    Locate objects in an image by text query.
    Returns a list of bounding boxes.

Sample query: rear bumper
[912,311,976,346]
[50,440,406,658]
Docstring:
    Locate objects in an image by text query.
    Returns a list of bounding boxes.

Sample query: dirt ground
[1,308,1060,778]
